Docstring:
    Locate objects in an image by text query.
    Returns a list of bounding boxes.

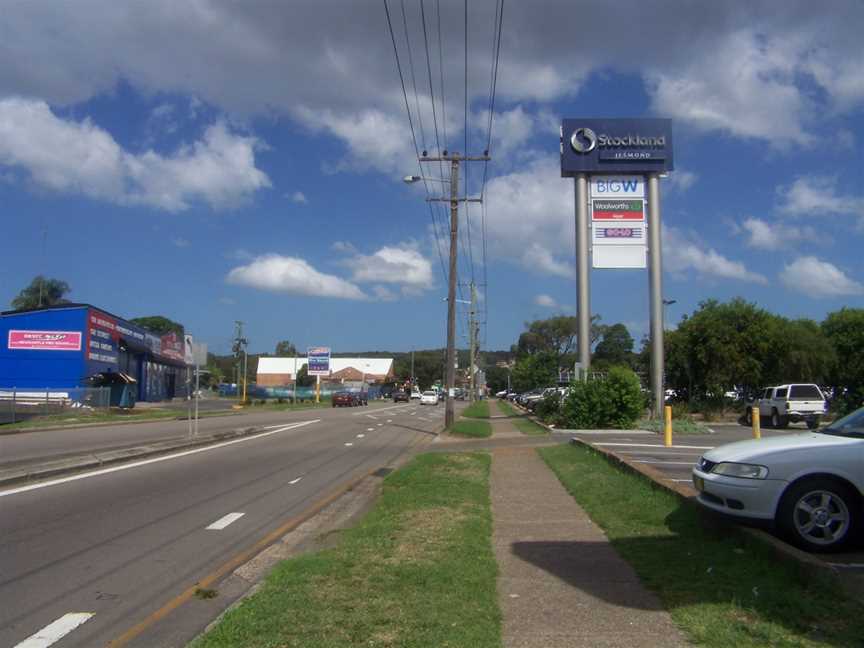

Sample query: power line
[384,0,448,283]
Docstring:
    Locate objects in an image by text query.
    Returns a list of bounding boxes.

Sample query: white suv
[746,384,827,429]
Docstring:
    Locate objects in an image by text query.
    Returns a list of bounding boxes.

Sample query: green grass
[538,443,864,648]
[495,399,517,417]
[512,417,548,436]
[450,418,492,438]
[0,407,211,431]
[461,400,490,418]
[637,418,711,435]
[191,453,501,648]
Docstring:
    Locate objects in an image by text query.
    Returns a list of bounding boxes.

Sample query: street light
[662,299,677,331]
[403,175,449,184]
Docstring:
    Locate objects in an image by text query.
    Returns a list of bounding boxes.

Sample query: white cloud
[226,254,366,300]
[534,294,559,308]
[647,30,812,146]
[345,244,434,289]
[739,217,822,250]
[522,242,574,279]
[777,175,864,218]
[484,158,574,276]
[665,170,697,193]
[0,97,270,211]
[664,226,767,284]
[289,191,308,204]
[372,286,397,302]
[331,241,357,254]
[780,256,864,297]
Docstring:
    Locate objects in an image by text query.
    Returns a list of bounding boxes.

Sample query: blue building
[0,304,188,401]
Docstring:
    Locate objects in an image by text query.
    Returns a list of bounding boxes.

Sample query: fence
[0,387,111,426]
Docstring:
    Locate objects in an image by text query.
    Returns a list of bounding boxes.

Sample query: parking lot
[566,422,864,575]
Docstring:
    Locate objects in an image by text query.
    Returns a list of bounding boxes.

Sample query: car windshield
[821,407,864,438]
[423,391,436,396]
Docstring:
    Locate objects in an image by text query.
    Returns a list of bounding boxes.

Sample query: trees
[510,351,558,392]
[822,308,864,414]
[129,316,184,335]
[11,276,70,310]
[593,323,634,368]
[275,340,298,357]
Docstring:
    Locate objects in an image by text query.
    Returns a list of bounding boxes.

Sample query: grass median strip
[450,418,492,438]
[512,417,548,436]
[191,452,501,648]
[538,443,864,647]
[461,400,490,418]
[637,417,711,435]
[495,399,517,417]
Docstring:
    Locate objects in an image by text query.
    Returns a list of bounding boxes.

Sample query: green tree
[511,351,558,392]
[822,308,864,414]
[11,275,71,310]
[593,323,634,368]
[130,315,184,335]
[484,364,510,393]
[295,364,316,388]
[275,340,298,357]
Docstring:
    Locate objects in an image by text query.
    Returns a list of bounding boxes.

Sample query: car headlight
[711,462,769,479]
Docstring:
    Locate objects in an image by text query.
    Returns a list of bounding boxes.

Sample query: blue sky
[1,1,862,355]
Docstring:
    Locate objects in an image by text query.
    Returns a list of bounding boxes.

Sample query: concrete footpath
[487,418,688,647]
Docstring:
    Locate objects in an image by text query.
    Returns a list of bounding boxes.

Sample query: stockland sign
[561,118,673,175]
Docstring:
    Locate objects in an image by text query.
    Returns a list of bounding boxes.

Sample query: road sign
[589,178,648,268]
[307,346,331,376]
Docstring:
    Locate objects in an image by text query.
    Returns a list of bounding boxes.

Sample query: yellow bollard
[752,406,761,439]
[664,405,673,447]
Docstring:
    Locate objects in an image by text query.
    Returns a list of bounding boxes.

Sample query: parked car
[332,392,357,407]
[746,384,827,429]
[495,389,509,398]
[692,405,864,552]
[420,390,439,406]
[393,390,409,403]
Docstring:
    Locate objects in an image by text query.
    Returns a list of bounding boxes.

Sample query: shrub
[535,391,561,422]
[558,366,644,429]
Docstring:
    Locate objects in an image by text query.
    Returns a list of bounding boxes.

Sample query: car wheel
[770,409,781,428]
[777,478,859,552]
[744,409,752,426]
[807,417,821,430]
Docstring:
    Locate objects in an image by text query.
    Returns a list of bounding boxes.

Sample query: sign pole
[647,173,665,419]
[575,173,591,378]
[315,375,320,404]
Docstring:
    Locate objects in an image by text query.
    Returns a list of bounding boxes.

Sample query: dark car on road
[393,391,409,403]
[332,392,358,407]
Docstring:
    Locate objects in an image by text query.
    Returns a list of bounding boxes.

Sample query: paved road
[0,401,393,469]
[567,423,864,573]
[0,401,452,647]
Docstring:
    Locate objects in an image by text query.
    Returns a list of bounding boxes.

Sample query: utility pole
[469,282,477,403]
[232,321,247,404]
[422,151,489,429]
[410,350,414,388]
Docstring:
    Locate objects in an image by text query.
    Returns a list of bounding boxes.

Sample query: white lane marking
[633,460,697,466]
[357,434,365,438]
[377,423,383,427]
[345,442,354,447]
[367,427,374,432]
[387,419,393,423]
[14,612,94,648]
[366,415,378,420]
[0,420,320,498]
[352,403,412,416]
[289,477,303,485]
[619,450,703,456]
[206,512,245,530]
[669,479,693,482]
[595,442,714,450]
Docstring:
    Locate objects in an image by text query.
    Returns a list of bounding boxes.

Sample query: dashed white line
[289,477,303,485]
[0,420,320,498]
[367,427,374,432]
[206,512,245,530]
[387,419,393,423]
[366,415,378,420]
[345,442,354,447]
[377,423,383,427]
[357,434,365,438]
[14,612,94,648]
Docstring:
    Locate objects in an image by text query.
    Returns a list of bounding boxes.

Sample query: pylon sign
[307,346,331,376]
[590,175,647,268]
